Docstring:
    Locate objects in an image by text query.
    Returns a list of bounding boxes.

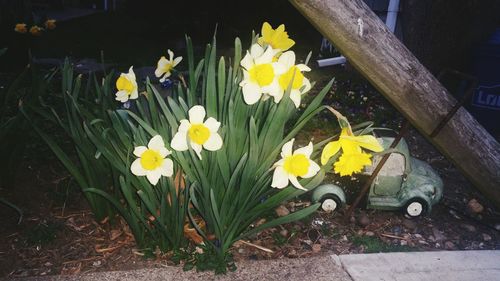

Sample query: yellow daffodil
[239,44,286,105]
[272,139,320,190]
[131,135,174,185]
[321,128,383,176]
[155,49,182,82]
[44,19,56,30]
[14,23,27,33]
[29,25,43,36]
[276,51,311,108]
[333,151,373,176]
[258,22,295,51]
[171,105,223,159]
[115,66,138,103]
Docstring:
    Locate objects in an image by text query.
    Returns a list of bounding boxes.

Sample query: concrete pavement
[5,250,500,281]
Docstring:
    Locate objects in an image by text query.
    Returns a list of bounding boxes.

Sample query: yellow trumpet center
[116,76,135,93]
[140,149,164,171]
[188,124,210,145]
[283,154,310,177]
[279,66,304,90]
[249,63,274,86]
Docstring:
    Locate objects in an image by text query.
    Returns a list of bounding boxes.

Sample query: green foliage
[351,235,415,253]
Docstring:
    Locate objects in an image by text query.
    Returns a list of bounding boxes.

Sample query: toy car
[312,129,443,217]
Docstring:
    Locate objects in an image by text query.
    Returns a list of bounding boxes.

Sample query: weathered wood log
[290,0,500,208]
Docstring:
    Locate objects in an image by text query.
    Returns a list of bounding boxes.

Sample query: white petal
[303,160,320,178]
[289,90,301,108]
[281,139,294,158]
[131,159,147,176]
[203,133,223,151]
[242,83,262,105]
[159,147,171,158]
[271,166,289,189]
[146,169,162,185]
[240,52,254,70]
[294,142,313,157]
[159,75,166,83]
[278,51,295,67]
[133,146,147,157]
[160,158,174,177]
[129,89,139,100]
[204,117,220,132]
[188,105,206,124]
[262,81,282,102]
[127,66,136,80]
[173,56,182,66]
[250,44,264,58]
[178,120,191,132]
[115,91,129,102]
[190,142,203,159]
[167,49,174,61]
[289,176,307,190]
[272,61,287,75]
[301,77,312,94]
[255,46,274,64]
[171,131,188,151]
[148,135,165,150]
[296,64,311,72]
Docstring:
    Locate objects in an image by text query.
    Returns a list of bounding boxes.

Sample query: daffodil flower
[171,105,223,159]
[321,128,383,176]
[14,23,27,33]
[29,25,43,36]
[239,44,286,105]
[115,66,138,103]
[155,50,182,82]
[276,51,311,108]
[44,19,56,30]
[131,135,174,185]
[272,139,320,190]
[258,22,295,51]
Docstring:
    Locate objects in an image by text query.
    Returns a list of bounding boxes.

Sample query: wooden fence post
[289,0,500,208]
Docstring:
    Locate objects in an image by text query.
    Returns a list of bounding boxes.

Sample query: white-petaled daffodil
[131,135,174,185]
[171,105,223,159]
[155,49,182,82]
[276,51,312,108]
[115,66,138,103]
[272,139,320,190]
[239,44,286,105]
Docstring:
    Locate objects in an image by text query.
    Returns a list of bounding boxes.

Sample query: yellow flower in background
[155,49,182,82]
[321,128,383,176]
[171,105,223,159]
[272,139,320,190]
[14,23,27,33]
[115,66,138,103]
[276,51,311,108]
[44,19,56,30]
[239,44,286,105]
[131,135,174,185]
[258,22,295,51]
[29,25,43,36]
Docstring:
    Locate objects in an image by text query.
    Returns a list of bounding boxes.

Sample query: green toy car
[312,130,443,217]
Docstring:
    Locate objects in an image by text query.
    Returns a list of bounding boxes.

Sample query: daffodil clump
[33,22,383,272]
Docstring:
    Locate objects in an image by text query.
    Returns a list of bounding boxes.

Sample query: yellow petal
[341,134,383,152]
[321,140,341,165]
[261,22,272,38]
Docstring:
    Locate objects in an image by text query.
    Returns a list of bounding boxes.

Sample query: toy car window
[363,153,405,176]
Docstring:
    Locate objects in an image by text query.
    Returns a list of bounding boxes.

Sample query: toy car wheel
[320,195,341,213]
[404,198,427,218]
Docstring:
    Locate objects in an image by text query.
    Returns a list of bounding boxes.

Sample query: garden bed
[1,70,498,278]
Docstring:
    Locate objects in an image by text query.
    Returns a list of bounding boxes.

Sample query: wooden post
[289,0,500,208]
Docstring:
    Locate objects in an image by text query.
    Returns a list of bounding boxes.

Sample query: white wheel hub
[322,199,337,212]
[407,201,423,217]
